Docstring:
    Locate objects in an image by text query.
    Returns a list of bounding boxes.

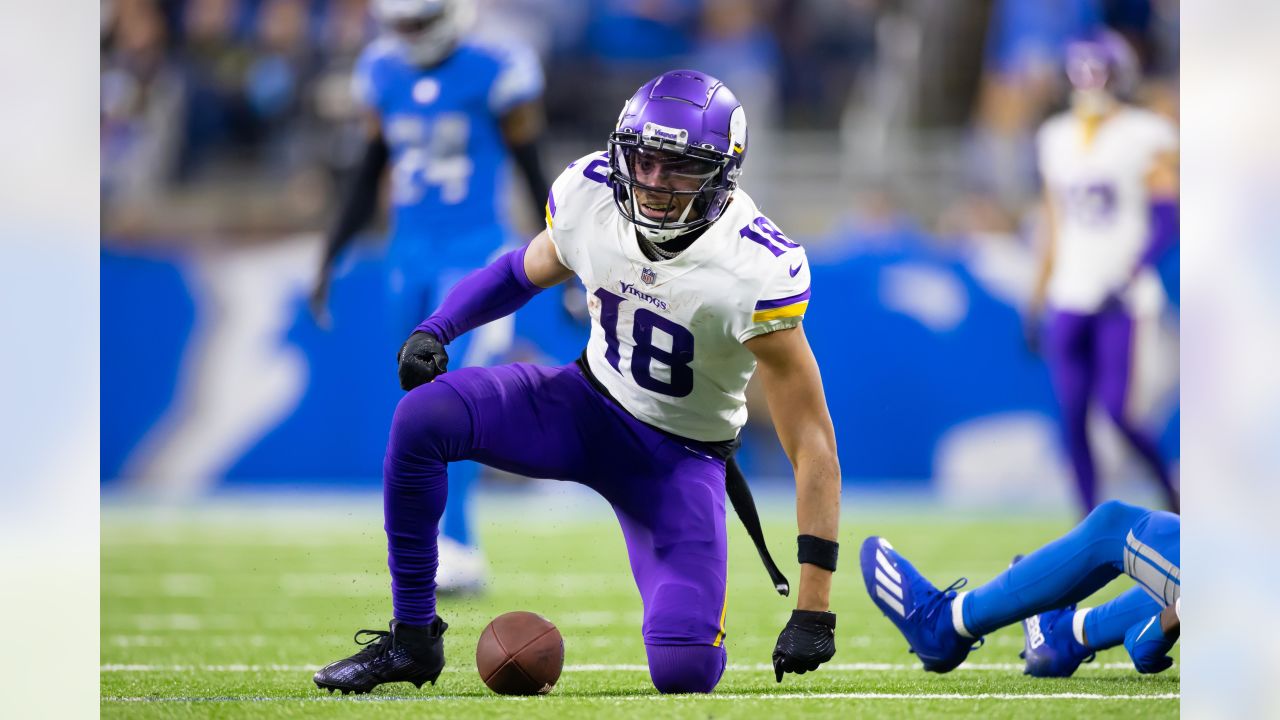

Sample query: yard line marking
[101,692,1179,703]
[101,661,1158,673]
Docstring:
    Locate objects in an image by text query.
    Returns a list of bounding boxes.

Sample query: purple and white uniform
[1036,106,1178,512]
[547,150,810,442]
[381,70,808,694]
[1038,107,1176,316]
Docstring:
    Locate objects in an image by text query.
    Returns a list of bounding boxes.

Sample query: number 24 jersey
[546,152,811,443]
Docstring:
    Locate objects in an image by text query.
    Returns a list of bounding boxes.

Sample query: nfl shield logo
[641,267,656,285]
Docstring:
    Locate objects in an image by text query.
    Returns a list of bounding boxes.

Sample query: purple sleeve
[1140,200,1179,267]
[414,245,543,344]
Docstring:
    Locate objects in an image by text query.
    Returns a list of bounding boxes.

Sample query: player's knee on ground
[642,581,722,645]
[387,382,474,464]
[645,644,726,694]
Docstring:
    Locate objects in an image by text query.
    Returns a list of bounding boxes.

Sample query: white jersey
[1037,107,1177,313]
[546,152,810,442]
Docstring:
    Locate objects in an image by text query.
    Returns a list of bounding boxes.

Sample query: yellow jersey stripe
[713,588,729,647]
[545,202,554,229]
[752,300,808,323]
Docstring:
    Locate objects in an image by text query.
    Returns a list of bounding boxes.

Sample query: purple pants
[1044,308,1175,513]
[383,362,728,692]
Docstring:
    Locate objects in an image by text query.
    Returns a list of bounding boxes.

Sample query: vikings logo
[641,267,656,285]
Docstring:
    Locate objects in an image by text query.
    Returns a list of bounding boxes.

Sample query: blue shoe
[860,536,979,673]
[1021,604,1095,677]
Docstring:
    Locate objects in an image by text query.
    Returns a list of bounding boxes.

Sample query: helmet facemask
[608,131,735,243]
[1065,32,1139,117]
[608,70,748,244]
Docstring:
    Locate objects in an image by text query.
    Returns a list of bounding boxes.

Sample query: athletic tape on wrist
[797,534,839,572]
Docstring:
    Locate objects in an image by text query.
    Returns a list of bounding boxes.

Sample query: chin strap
[638,232,684,259]
[630,183,701,247]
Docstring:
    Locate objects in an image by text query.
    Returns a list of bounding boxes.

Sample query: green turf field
[101,492,1178,718]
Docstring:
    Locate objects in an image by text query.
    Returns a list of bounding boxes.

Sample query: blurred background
[100,0,1180,508]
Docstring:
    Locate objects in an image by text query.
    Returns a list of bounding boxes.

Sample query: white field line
[100,692,1179,703]
[112,610,647,630]
[101,661,1155,673]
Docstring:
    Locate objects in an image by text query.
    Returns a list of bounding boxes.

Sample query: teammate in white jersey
[1027,32,1180,514]
[314,70,842,696]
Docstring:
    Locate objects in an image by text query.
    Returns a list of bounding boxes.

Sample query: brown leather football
[476,611,564,695]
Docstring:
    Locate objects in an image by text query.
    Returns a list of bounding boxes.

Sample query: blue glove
[1124,614,1176,674]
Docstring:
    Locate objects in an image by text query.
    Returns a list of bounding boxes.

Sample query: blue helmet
[608,70,747,240]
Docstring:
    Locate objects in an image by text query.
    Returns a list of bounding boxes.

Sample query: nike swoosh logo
[789,263,803,277]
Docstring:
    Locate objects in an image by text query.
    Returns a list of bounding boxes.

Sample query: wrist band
[790,609,837,628]
[797,534,838,572]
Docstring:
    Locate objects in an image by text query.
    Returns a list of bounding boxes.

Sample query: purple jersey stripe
[754,287,811,311]
[548,187,557,218]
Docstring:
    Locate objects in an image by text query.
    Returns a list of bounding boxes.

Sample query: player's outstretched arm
[745,325,841,681]
[398,231,572,390]
[312,113,388,328]
[1135,149,1180,272]
[522,229,576,289]
[500,100,551,221]
[1025,191,1058,353]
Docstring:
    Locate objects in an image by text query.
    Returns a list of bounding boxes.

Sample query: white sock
[1073,608,1092,648]
[952,591,974,638]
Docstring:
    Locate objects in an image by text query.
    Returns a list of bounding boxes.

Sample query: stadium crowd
[102,0,1178,242]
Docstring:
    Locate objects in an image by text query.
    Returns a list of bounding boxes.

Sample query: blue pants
[386,226,512,546]
[962,501,1180,637]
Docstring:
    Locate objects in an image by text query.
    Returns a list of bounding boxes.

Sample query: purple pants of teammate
[384,362,729,693]
[1044,308,1176,514]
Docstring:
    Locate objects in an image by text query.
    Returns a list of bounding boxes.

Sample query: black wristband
[797,535,839,572]
[789,609,837,629]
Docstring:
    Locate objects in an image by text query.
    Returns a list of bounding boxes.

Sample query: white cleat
[435,536,488,595]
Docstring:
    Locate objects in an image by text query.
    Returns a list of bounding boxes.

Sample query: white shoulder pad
[1133,109,1178,153]
[479,39,544,115]
[352,38,399,111]
[735,214,811,342]
[545,151,612,271]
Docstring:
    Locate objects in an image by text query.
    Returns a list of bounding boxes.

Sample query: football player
[311,0,551,591]
[861,500,1179,676]
[1027,30,1180,514]
[313,69,842,695]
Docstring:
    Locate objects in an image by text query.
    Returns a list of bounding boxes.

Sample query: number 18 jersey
[546,152,811,442]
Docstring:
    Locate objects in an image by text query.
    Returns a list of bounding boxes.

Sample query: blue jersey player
[311,0,550,592]
[861,500,1180,677]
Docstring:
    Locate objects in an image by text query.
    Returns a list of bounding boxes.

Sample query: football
[476,611,565,695]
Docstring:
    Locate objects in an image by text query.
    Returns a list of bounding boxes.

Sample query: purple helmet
[1065,30,1139,98]
[608,70,747,238]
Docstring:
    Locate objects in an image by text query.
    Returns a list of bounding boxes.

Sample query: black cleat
[313,617,448,694]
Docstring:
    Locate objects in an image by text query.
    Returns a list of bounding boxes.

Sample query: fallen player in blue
[861,500,1179,676]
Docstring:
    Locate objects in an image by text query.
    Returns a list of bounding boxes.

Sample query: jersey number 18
[594,288,694,398]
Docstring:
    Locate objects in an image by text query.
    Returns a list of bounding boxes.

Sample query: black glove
[398,331,449,391]
[772,609,836,682]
